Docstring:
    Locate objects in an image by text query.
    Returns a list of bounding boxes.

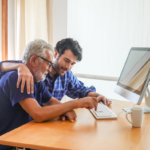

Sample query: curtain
[0,0,2,61]
[8,0,53,60]
[67,0,150,78]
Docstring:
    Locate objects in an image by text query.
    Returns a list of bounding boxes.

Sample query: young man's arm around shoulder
[0,61,34,94]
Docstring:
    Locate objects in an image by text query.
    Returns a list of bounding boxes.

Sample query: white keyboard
[90,102,118,119]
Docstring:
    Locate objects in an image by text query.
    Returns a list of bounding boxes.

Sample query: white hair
[22,39,54,63]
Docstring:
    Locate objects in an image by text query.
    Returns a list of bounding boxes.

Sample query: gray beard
[33,65,48,82]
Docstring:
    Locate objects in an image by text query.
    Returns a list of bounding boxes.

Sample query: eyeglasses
[36,56,53,68]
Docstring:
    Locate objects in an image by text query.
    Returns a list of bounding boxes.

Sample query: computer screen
[115,47,150,112]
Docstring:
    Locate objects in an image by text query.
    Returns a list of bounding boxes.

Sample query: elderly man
[0,39,98,150]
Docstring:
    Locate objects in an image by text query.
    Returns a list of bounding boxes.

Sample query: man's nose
[66,63,72,70]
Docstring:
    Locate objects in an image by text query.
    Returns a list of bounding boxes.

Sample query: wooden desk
[0,100,150,150]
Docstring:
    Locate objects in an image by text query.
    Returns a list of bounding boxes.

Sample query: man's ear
[30,55,38,67]
[54,50,59,59]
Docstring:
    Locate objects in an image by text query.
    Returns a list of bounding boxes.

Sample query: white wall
[52,0,142,102]
[52,0,67,46]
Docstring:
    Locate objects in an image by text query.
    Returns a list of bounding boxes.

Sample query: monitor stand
[123,88,150,113]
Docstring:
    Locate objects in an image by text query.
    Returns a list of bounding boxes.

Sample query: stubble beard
[53,61,68,76]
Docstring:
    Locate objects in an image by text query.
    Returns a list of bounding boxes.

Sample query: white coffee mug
[126,107,144,127]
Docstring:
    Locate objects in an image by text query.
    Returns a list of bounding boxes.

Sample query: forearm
[39,100,78,122]
[20,96,97,122]
[42,96,98,121]
[19,97,78,122]
[1,62,22,72]
[87,92,102,97]
[45,97,62,106]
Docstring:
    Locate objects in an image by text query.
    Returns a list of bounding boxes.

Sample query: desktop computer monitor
[114,47,150,113]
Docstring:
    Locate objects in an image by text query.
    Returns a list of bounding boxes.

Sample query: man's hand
[76,97,98,111]
[17,64,34,94]
[87,92,112,106]
[60,110,77,122]
[97,95,112,106]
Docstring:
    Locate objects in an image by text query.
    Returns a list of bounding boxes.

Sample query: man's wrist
[87,92,101,98]
[17,63,24,70]
[72,99,80,109]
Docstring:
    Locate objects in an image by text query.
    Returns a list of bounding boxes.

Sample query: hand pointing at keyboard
[97,95,112,106]
[87,92,112,106]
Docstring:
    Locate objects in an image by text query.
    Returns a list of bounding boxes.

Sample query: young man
[0,38,111,106]
[0,39,98,150]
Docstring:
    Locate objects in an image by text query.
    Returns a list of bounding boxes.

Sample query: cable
[117,103,136,116]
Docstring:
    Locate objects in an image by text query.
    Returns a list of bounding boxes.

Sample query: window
[67,0,150,100]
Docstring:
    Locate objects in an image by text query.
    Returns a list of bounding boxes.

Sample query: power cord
[117,103,136,116]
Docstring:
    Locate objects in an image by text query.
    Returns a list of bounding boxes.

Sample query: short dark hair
[54,38,82,61]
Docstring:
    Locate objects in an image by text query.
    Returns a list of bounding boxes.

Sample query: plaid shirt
[0,61,96,100]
